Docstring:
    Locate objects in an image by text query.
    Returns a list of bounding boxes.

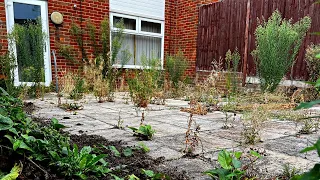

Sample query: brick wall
[169,0,220,78]
[0,1,7,54]
[48,0,109,77]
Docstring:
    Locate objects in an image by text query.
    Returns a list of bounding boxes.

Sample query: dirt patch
[0,133,188,180]
[70,134,189,180]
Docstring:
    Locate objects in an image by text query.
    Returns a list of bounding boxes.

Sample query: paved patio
[30,93,319,179]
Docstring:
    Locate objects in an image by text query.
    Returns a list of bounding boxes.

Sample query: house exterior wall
[47,0,109,77]
[0,0,219,83]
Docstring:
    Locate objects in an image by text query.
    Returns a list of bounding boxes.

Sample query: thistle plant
[253,10,311,92]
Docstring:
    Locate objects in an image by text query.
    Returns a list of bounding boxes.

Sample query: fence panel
[197,0,320,80]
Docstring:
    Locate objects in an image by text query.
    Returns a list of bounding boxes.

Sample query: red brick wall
[0,1,7,54]
[48,0,109,77]
[165,0,220,78]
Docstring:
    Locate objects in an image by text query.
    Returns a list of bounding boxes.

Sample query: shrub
[165,51,188,89]
[253,10,311,92]
[305,44,320,81]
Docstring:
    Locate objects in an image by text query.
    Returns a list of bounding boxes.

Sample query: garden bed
[0,133,188,180]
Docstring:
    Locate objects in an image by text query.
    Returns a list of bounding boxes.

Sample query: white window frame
[5,0,51,87]
[110,13,164,69]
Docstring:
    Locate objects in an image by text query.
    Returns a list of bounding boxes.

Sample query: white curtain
[115,20,162,66]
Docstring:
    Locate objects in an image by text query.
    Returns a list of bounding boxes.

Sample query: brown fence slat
[196,0,320,80]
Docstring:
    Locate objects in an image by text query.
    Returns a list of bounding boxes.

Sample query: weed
[241,107,269,144]
[204,149,261,180]
[221,102,237,129]
[280,164,300,180]
[69,76,85,100]
[128,56,162,107]
[252,10,311,92]
[116,110,124,129]
[137,142,150,153]
[184,113,203,155]
[59,103,83,111]
[128,124,156,140]
[165,50,188,90]
[0,164,21,180]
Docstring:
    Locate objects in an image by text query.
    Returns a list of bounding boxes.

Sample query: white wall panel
[110,0,165,20]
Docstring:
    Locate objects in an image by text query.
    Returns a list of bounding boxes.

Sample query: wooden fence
[196,0,320,80]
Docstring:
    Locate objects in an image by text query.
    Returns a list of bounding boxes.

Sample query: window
[6,0,51,86]
[110,13,164,68]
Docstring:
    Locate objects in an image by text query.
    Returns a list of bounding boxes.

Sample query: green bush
[253,10,311,92]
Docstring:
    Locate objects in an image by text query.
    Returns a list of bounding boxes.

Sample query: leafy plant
[204,150,261,180]
[0,91,112,179]
[0,164,21,180]
[49,144,110,179]
[128,125,156,140]
[253,10,311,92]
[293,138,320,180]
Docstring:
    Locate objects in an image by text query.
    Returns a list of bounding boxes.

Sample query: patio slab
[31,93,319,179]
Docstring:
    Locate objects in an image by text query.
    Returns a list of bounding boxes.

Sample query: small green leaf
[316,53,320,59]
[141,169,154,177]
[19,141,33,152]
[234,151,242,159]
[62,147,69,155]
[80,146,92,156]
[123,148,133,157]
[0,114,13,131]
[13,140,21,151]
[218,150,232,170]
[295,100,320,110]
[79,156,88,170]
[127,174,139,180]
[300,145,316,153]
[250,150,262,158]
[87,154,107,167]
[232,159,242,169]
[109,146,121,157]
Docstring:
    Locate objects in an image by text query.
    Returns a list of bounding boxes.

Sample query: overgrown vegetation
[128,56,163,107]
[253,10,311,92]
[204,149,262,179]
[165,51,188,90]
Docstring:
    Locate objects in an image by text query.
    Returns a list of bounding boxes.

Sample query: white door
[6,0,51,86]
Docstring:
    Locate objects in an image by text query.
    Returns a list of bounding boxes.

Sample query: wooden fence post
[242,0,251,86]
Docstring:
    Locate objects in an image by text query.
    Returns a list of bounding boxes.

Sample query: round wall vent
[51,12,63,25]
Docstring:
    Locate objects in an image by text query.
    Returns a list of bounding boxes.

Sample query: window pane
[114,34,135,65]
[136,36,161,66]
[13,3,44,82]
[141,21,161,34]
[113,16,136,30]
[14,2,41,24]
